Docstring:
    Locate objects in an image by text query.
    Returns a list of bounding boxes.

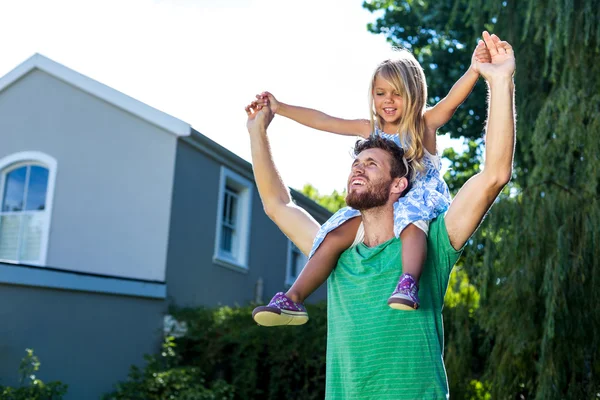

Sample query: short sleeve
[427,215,464,280]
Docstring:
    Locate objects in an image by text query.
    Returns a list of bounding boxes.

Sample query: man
[245,32,515,399]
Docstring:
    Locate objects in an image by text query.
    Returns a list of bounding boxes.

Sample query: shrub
[103,336,234,400]
[0,348,68,400]
[171,302,327,400]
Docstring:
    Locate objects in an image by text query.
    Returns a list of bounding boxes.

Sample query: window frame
[213,166,253,273]
[0,151,57,266]
[285,240,307,287]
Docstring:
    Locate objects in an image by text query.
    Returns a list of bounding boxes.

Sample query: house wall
[0,273,164,399]
[165,137,328,308]
[0,69,177,281]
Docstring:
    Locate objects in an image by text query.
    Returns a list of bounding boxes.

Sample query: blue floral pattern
[308,127,451,258]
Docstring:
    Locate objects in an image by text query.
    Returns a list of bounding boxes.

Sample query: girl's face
[372,74,404,128]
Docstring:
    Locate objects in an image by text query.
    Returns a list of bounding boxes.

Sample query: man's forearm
[248,127,292,214]
[245,104,321,254]
[483,76,515,186]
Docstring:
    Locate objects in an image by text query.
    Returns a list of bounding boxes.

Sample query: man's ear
[390,177,409,196]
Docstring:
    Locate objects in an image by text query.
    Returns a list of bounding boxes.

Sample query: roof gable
[0,53,190,137]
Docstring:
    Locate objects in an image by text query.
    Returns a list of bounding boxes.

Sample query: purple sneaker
[252,292,309,326]
[388,273,420,310]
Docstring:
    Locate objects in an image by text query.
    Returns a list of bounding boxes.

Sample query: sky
[0,0,461,194]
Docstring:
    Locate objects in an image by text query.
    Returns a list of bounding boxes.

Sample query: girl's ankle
[285,291,303,304]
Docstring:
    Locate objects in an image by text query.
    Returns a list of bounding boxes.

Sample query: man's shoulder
[428,215,461,254]
[428,215,445,236]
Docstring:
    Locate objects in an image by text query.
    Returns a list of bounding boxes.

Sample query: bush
[0,349,68,400]
[170,302,327,400]
[104,302,327,400]
[103,336,234,400]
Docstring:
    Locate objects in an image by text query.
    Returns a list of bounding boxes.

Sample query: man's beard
[346,178,392,210]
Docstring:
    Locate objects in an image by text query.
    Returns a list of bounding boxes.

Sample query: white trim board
[0,263,166,299]
[0,53,191,137]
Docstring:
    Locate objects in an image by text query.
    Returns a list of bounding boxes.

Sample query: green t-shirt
[325,216,462,399]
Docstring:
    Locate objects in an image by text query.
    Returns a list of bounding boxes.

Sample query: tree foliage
[364,0,600,398]
[300,183,347,213]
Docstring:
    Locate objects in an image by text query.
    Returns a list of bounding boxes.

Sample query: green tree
[363,0,600,398]
[455,2,600,399]
[299,183,347,213]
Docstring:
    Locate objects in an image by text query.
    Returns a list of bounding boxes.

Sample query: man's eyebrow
[353,157,379,164]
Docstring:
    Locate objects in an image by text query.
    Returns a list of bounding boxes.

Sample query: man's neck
[360,205,396,247]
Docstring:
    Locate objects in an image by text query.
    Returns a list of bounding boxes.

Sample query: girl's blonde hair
[368,49,428,172]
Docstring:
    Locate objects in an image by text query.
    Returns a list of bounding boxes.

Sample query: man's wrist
[249,127,268,137]
[486,75,514,88]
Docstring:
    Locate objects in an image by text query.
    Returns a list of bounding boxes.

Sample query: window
[0,152,57,266]
[213,167,253,271]
[220,186,239,256]
[286,241,308,286]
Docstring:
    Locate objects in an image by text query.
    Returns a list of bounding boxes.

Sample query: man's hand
[478,31,516,81]
[245,100,274,134]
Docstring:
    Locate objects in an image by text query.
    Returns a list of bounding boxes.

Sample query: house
[0,54,330,399]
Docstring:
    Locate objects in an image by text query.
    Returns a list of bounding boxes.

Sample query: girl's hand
[470,39,492,74]
[256,91,280,114]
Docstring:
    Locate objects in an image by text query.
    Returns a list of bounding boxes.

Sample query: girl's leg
[253,216,362,326]
[399,223,427,281]
[286,216,362,303]
[388,223,427,310]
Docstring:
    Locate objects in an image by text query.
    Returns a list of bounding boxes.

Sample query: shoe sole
[388,298,419,311]
[252,306,309,327]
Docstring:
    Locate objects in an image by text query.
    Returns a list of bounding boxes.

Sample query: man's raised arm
[445,32,516,250]
[245,101,320,256]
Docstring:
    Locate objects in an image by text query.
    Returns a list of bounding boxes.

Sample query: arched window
[0,152,56,265]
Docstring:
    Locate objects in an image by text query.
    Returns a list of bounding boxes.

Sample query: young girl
[252,41,491,326]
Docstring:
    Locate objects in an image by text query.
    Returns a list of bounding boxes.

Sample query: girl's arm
[422,41,491,152]
[258,91,371,138]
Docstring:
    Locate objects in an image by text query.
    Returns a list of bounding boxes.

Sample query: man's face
[346,148,394,210]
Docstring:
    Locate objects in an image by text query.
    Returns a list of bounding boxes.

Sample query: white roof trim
[0,53,191,137]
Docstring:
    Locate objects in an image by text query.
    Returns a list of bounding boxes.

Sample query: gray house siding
[165,132,330,308]
[0,269,165,400]
[0,69,177,281]
[0,54,334,400]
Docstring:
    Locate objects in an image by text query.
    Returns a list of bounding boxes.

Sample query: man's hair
[353,135,413,191]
